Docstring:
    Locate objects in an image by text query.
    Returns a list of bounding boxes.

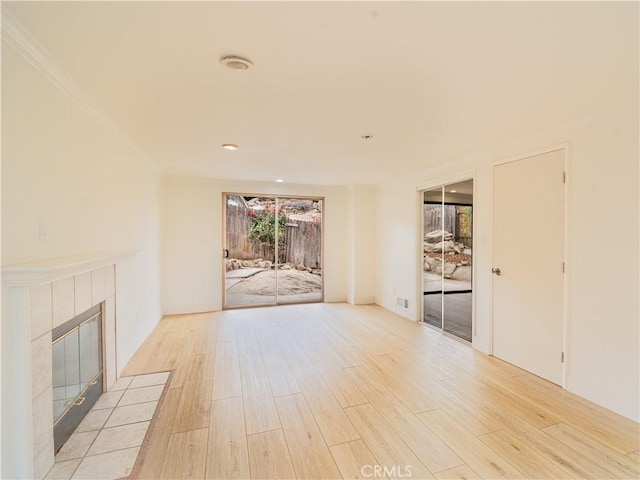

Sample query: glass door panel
[224,195,277,307]
[52,330,80,423]
[79,316,101,389]
[441,181,473,342]
[423,186,444,329]
[277,198,323,304]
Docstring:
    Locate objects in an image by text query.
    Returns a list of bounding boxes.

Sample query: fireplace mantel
[1,251,134,479]
[1,250,136,286]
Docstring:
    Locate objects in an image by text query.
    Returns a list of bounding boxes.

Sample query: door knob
[492,268,501,276]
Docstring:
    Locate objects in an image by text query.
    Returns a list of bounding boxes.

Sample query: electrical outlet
[396,297,409,309]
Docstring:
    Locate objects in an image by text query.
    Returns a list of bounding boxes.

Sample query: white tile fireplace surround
[1,252,134,479]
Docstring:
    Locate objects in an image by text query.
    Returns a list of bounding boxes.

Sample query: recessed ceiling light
[220,56,253,71]
[275,179,284,183]
[222,144,238,150]
[361,134,374,140]
[450,190,457,193]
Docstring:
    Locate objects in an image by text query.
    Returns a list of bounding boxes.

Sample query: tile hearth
[44,372,170,480]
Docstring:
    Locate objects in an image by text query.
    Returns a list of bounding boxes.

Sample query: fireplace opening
[52,303,104,453]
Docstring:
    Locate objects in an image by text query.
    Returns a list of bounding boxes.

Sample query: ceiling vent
[220,56,253,71]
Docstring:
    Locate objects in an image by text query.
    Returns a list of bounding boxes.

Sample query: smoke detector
[220,56,253,71]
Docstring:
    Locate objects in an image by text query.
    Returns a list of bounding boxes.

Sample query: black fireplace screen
[52,303,103,452]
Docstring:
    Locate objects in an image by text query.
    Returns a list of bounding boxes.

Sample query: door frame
[416,171,476,342]
[490,143,570,388]
[222,192,325,310]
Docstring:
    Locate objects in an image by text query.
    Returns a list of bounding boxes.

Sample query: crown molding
[1,7,106,125]
[1,7,160,175]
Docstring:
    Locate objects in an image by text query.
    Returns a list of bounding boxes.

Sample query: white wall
[375,105,639,421]
[348,185,376,304]
[161,177,350,314]
[1,45,162,376]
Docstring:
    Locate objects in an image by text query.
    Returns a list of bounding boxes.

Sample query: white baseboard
[566,373,640,423]
[162,304,220,316]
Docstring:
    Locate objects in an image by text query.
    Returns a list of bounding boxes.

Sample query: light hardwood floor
[122,303,640,479]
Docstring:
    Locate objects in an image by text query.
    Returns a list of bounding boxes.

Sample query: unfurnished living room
[1,2,639,479]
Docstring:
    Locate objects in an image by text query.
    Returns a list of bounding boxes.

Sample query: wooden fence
[284,220,322,268]
[226,199,257,259]
[424,204,473,248]
[424,204,456,236]
[226,196,322,266]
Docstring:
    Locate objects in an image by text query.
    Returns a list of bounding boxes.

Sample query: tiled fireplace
[1,253,132,479]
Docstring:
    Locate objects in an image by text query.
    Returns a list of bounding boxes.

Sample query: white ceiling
[3,1,638,185]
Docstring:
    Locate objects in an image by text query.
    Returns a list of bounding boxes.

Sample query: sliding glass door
[422,180,473,342]
[223,194,323,308]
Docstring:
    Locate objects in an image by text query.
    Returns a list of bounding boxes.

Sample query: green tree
[249,210,287,259]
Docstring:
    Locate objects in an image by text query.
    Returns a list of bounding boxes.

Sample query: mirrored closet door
[422,180,473,342]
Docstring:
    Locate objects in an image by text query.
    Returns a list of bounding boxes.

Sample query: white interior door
[493,149,564,385]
